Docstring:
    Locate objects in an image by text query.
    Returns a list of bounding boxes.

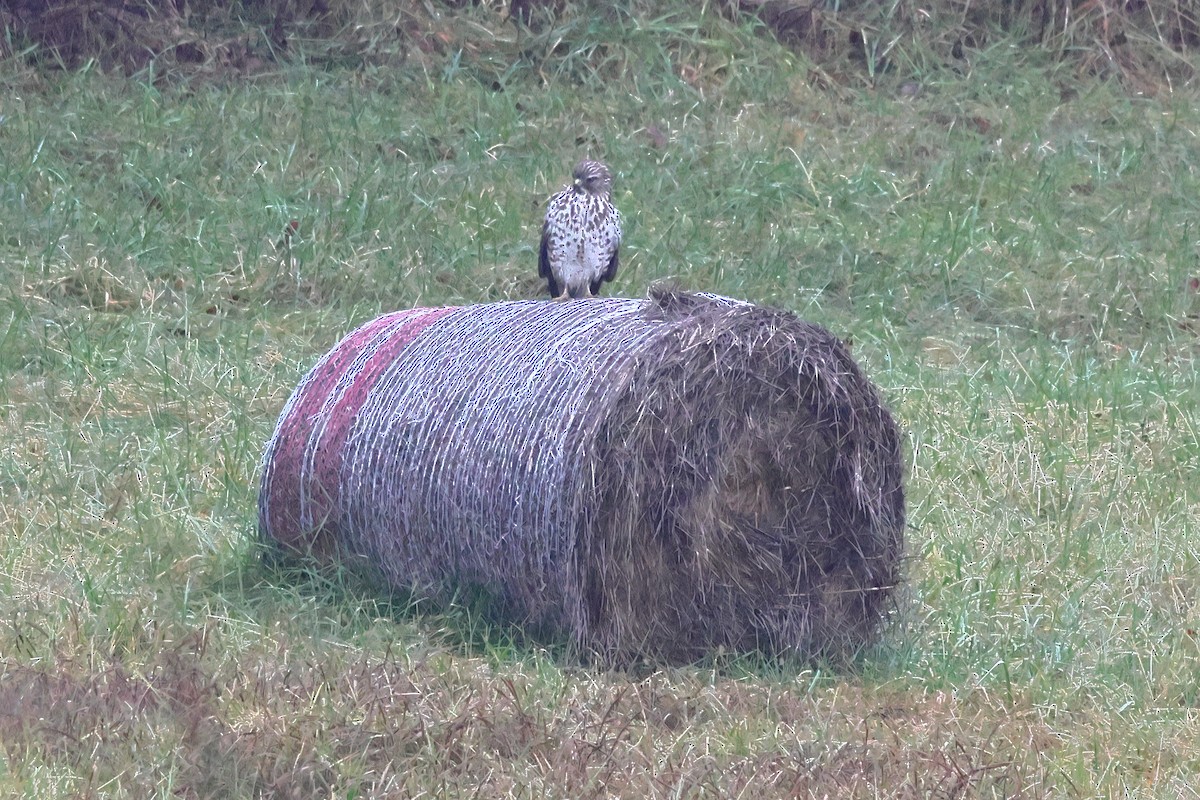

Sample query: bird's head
[571,160,614,196]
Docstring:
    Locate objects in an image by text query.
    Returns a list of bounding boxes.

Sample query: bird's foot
[552,292,570,301]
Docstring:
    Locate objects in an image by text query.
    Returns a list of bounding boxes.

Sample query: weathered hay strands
[258,290,906,663]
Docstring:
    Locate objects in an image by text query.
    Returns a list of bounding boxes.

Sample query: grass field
[1,3,1198,797]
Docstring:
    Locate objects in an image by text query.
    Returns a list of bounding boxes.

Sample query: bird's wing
[601,245,619,283]
[588,251,618,298]
[589,247,619,297]
[538,222,562,297]
[538,222,552,280]
[599,208,621,283]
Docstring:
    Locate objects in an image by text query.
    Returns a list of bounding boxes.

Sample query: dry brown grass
[733,0,1198,83]
[3,0,1196,87]
[0,626,1064,798]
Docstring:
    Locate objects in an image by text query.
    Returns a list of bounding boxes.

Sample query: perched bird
[539,160,622,300]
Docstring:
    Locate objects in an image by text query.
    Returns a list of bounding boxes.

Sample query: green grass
[1,3,1198,797]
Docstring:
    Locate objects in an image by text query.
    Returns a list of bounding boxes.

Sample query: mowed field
[0,3,1198,797]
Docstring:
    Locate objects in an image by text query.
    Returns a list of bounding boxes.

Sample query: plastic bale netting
[258,289,906,663]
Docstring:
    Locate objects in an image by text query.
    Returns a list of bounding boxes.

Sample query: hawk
[539,160,622,300]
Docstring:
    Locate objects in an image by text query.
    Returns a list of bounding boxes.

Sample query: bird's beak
[573,177,583,191]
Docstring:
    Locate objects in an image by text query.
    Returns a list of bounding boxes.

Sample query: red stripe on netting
[263,306,458,549]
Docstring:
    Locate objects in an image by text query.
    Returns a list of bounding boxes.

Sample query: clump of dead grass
[0,634,1058,797]
[3,1,1194,88]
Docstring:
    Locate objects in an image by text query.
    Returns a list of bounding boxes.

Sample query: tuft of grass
[0,2,1197,797]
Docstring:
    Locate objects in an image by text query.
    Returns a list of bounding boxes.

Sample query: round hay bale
[258,289,906,663]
